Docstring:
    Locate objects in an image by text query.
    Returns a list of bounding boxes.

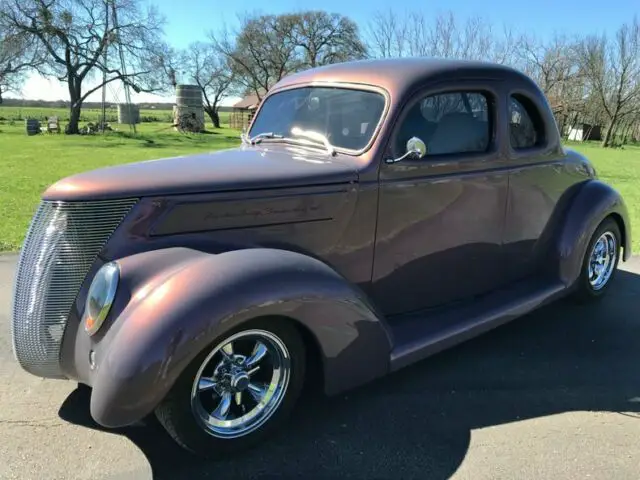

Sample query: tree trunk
[205,106,220,128]
[66,78,82,134]
[620,122,630,145]
[66,104,82,134]
[558,113,567,138]
[601,118,617,148]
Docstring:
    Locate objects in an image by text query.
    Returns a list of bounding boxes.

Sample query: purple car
[11,57,631,457]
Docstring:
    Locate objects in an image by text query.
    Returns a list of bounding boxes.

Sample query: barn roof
[233,94,260,109]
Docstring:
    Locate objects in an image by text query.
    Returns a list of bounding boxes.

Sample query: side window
[394,91,491,157]
[509,95,544,149]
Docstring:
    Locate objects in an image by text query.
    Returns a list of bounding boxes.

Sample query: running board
[388,277,567,372]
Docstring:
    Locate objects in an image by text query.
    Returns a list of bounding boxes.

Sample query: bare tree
[150,41,182,94]
[0,0,166,133]
[364,9,640,146]
[515,33,586,135]
[0,25,43,103]
[183,41,234,128]
[365,10,516,64]
[363,9,408,58]
[578,17,640,147]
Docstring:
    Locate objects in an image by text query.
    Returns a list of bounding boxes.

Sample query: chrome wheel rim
[588,231,617,290]
[190,329,291,439]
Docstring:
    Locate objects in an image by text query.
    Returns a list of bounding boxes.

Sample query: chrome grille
[11,198,138,378]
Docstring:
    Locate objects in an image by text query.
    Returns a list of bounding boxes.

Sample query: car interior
[394,92,491,157]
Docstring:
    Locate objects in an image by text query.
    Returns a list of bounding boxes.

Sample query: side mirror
[385,136,427,164]
[406,136,427,158]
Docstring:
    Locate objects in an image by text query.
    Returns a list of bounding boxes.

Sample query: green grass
[0,121,241,251]
[0,120,638,254]
[0,106,231,125]
[564,140,640,253]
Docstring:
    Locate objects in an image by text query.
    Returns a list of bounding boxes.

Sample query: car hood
[43,144,360,201]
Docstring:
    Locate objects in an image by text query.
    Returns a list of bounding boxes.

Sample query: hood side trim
[150,190,348,236]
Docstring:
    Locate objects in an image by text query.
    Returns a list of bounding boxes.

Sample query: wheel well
[249,315,325,396]
[292,320,325,396]
[608,212,627,257]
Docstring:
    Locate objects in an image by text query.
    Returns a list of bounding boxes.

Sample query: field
[0,105,231,125]
[1,112,639,253]
[569,142,640,253]
[0,119,240,250]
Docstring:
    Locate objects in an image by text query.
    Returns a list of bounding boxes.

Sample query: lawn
[1,121,639,254]
[0,106,232,125]
[0,121,241,251]
[1,105,171,124]
[564,141,640,254]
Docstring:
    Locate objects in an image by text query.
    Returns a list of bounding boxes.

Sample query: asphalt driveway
[1,253,640,479]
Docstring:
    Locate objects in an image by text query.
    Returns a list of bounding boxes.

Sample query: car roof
[270,57,528,98]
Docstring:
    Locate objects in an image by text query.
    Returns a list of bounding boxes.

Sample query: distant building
[230,93,263,129]
[233,94,261,110]
[567,123,602,141]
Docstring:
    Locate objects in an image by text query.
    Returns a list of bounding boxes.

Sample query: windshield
[248,86,386,152]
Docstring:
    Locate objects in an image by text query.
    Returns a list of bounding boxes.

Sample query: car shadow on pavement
[58,269,640,480]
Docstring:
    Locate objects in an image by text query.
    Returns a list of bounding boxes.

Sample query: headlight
[83,262,120,336]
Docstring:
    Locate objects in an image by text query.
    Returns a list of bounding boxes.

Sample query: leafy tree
[0,0,166,133]
[0,27,43,103]
[212,10,367,100]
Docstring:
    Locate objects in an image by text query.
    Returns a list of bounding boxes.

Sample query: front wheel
[571,217,621,302]
[155,318,306,457]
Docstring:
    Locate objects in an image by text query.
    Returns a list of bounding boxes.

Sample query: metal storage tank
[25,118,40,135]
[174,84,205,132]
[117,103,140,124]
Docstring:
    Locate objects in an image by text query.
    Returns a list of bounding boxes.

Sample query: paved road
[1,253,640,480]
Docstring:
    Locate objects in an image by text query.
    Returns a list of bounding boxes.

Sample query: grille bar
[11,198,138,378]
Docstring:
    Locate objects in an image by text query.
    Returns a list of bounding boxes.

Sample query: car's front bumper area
[56,247,213,428]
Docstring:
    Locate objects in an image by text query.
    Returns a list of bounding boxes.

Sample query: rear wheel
[571,217,621,302]
[155,318,306,457]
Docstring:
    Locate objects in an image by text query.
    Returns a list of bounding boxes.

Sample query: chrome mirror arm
[385,136,427,164]
[385,149,420,164]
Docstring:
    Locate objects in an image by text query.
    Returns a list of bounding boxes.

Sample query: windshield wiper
[290,127,336,156]
[241,131,284,145]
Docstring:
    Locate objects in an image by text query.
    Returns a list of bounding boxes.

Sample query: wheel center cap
[230,372,250,391]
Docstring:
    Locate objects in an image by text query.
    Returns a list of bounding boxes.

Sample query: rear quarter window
[509,95,546,149]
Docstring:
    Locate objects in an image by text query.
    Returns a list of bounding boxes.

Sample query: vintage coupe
[11,58,631,457]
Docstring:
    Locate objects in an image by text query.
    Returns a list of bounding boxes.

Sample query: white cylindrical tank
[117,103,140,124]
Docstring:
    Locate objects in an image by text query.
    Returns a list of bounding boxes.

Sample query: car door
[371,82,510,316]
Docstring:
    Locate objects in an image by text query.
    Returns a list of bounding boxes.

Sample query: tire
[154,317,306,458]
[571,216,621,303]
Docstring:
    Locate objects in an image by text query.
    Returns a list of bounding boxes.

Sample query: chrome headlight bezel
[83,262,120,336]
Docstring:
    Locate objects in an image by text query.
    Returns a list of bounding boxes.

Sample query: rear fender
[554,179,631,286]
[88,247,392,428]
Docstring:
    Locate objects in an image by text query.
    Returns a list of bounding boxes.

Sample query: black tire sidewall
[155,317,307,457]
[576,217,621,299]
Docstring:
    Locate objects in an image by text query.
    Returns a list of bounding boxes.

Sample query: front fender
[555,179,631,286]
[88,247,393,428]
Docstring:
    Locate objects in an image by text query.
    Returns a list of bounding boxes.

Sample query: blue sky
[159,0,636,49]
[10,0,638,103]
